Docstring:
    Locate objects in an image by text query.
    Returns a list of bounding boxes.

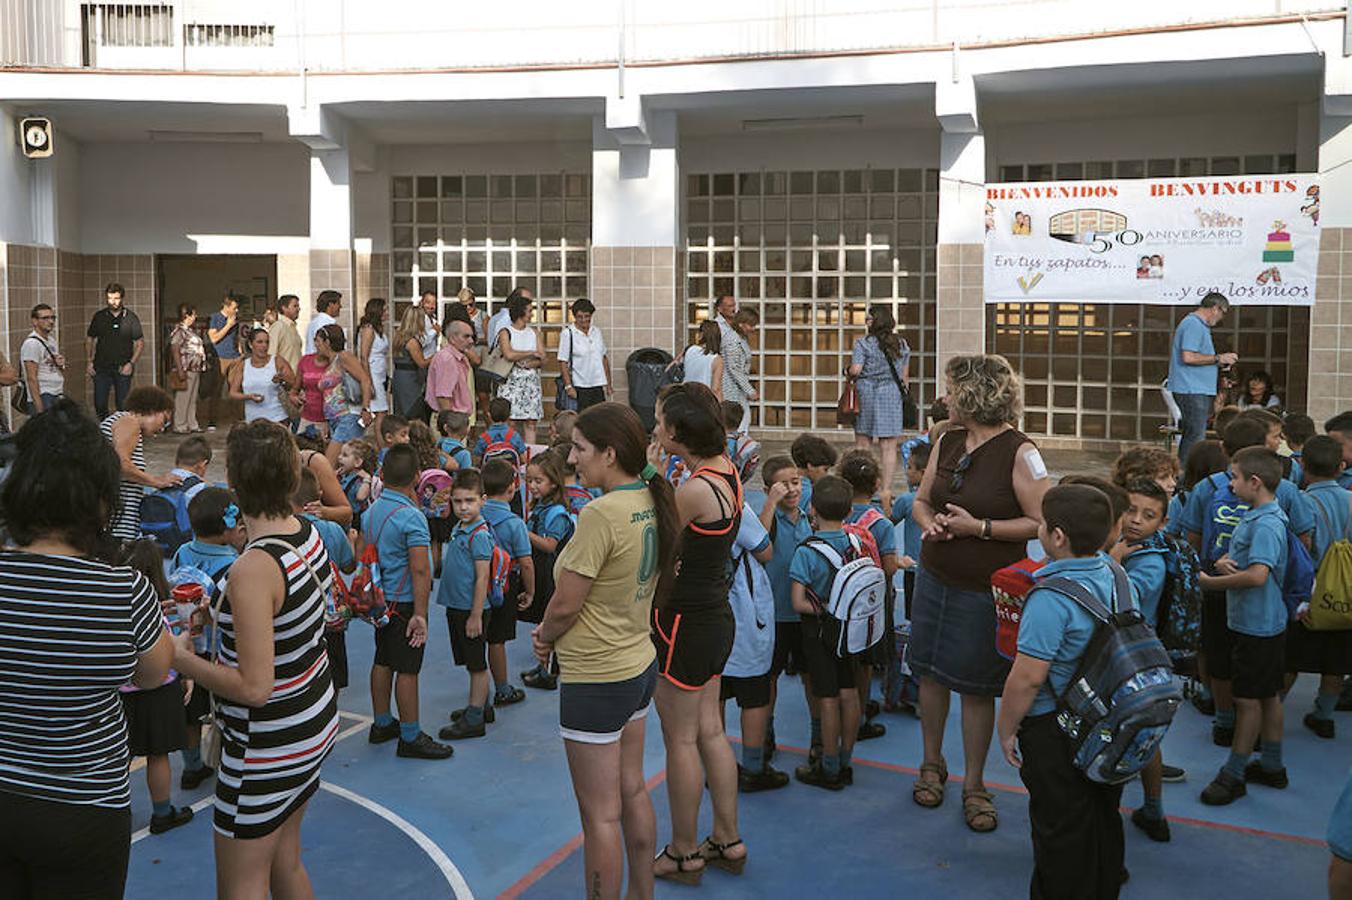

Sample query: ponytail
[639,461,680,604]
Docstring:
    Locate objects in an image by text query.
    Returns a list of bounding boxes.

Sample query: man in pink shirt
[426,319,475,413]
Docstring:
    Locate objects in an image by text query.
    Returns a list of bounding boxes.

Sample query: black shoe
[1337,678,1352,712]
[738,764,790,793]
[1160,763,1186,783]
[857,721,886,741]
[149,805,195,835]
[794,762,844,791]
[521,669,558,690]
[438,717,487,740]
[1304,712,1336,740]
[1131,808,1171,843]
[179,765,214,790]
[808,742,822,767]
[369,721,401,744]
[864,699,881,720]
[1212,723,1234,747]
[1190,692,1216,716]
[1200,770,1247,805]
[494,685,526,706]
[449,705,496,724]
[841,765,854,786]
[396,732,454,759]
[1243,760,1289,789]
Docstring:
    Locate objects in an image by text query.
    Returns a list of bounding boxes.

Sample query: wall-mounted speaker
[20,117,53,159]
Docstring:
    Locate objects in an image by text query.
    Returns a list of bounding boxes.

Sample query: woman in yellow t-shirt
[531,402,679,900]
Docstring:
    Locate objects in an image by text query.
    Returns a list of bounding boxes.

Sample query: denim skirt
[907,567,1011,696]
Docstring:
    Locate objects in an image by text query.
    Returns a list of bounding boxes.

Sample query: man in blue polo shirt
[362,445,452,760]
[1169,291,1238,463]
[206,292,242,429]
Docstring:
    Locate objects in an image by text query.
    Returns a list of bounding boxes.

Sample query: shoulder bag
[881,338,919,430]
[481,330,515,382]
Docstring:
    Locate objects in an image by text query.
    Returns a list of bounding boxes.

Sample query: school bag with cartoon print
[416,468,454,520]
[1144,531,1204,658]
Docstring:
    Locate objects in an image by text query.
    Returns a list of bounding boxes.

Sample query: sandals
[912,761,948,808]
[962,788,998,833]
[699,836,747,875]
[654,845,704,885]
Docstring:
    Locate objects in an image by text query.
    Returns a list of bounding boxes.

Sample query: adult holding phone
[229,327,296,425]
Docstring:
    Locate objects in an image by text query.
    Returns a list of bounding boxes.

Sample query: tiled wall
[81,254,156,401]
[355,251,391,316]
[1310,228,1352,426]
[591,246,678,402]
[935,243,985,376]
[310,248,356,336]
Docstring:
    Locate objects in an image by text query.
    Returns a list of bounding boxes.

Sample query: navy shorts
[559,660,657,744]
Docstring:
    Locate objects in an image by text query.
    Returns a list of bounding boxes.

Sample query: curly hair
[944,354,1022,426]
[408,420,440,471]
[1111,446,1180,490]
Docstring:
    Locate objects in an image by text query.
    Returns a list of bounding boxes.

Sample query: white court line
[319,781,476,900]
[130,711,372,844]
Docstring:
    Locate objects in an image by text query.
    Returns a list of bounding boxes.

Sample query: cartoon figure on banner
[1301,185,1320,226]
[985,201,996,235]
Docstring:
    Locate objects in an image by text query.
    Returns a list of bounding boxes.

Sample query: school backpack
[881,622,919,713]
[805,532,888,657]
[844,508,885,563]
[522,503,576,624]
[990,556,1048,661]
[483,426,523,468]
[1038,560,1183,785]
[1199,472,1247,568]
[1283,528,1316,621]
[339,505,425,628]
[1152,531,1204,657]
[139,475,204,557]
[564,484,594,515]
[1307,493,1352,631]
[472,521,515,609]
[341,471,373,531]
[730,433,761,484]
[416,468,454,520]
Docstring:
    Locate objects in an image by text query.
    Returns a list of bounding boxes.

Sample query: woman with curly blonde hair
[907,353,1050,834]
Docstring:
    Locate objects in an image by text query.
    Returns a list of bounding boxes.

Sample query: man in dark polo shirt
[85,282,144,420]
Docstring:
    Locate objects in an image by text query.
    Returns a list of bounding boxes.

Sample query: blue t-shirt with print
[890,490,921,565]
[1168,312,1216,396]
[1123,543,1168,627]
[474,423,527,460]
[172,539,238,584]
[1226,501,1289,637]
[846,502,896,559]
[482,499,531,560]
[766,505,812,622]
[1307,480,1352,564]
[209,311,240,360]
[361,490,430,604]
[1179,471,1313,540]
[789,529,855,606]
[439,437,472,470]
[1018,553,1136,716]
[302,513,354,572]
[437,516,495,610]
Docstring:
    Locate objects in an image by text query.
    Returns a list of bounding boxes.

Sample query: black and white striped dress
[100,411,146,542]
[214,520,339,839]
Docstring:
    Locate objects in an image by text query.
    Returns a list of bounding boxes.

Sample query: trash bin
[625,347,673,433]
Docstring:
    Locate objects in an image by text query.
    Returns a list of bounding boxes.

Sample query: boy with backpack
[475,397,527,464]
[479,458,534,711]
[789,475,884,790]
[1199,448,1292,805]
[790,433,838,514]
[998,484,1142,898]
[437,410,473,470]
[1285,435,1352,739]
[141,436,213,556]
[362,445,453,760]
[379,415,411,458]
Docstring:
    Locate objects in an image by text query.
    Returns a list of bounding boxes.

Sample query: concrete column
[935,129,987,375]
[1310,108,1352,426]
[590,107,680,402]
[307,148,356,338]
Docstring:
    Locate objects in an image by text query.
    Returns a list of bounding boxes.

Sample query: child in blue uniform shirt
[790,434,837,515]
[474,397,527,463]
[1199,447,1290,806]
[438,469,497,739]
[890,442,929,617]
[479,459,534,708]
[998,484,1133,899]
[520,450,576,690]
[437,410,473,470]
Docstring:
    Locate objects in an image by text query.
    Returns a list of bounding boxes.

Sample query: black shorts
[121,680,186,757]
[559,660,657,744]
[1201,590,1236,678]
[184,652,212,724]
[373,603,425,675]
[446,607,490,672]
[0,790,132,900]
[771,621,806,678]
[903,570,916,621]
[1231,631,1286,699]
[720,672,772,709]
[652,605,734,691]
[798,615,857,699]
[486,599,517,644]
[1285,623,1352,676]
[325,629,349,690]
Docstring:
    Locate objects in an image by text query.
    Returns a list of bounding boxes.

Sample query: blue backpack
[1282,529,1316,620]
[139,475,203,557]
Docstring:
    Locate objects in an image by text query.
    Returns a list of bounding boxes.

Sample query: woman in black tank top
[650,383,748,884]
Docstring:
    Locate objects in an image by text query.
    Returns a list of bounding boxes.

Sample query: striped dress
[100,411,146,542]
[214,520,339,839]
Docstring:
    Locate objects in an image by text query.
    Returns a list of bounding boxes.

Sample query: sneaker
[521,669,558,691]
[1159,764,1186,783]
[1211,723,1234,747]
[1304,712,1336,740]
[1190,692,1216,717]
[494,685,526,706]
[438,717,487,740]
[1243,761,1289,789]
[368,721,401,744]
[149,805,195,835]
[179,765,214,790]
[1130,808,1171,843]
[449,705,496,724]
[1200,770,1247,806]
[396,732,454,759]
[738,764,790,793]
[857,721,886,741]
[793,762,844,792]
[1338,678,1352,712]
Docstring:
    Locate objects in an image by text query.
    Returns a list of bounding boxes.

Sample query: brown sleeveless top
[920,426,1034,591]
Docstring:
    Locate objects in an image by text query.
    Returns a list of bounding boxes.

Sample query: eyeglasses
[949,452,972,494]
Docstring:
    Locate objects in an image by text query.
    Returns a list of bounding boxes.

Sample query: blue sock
[152,799,172,818]
[810,717,822,747]
[181,746,202,770]
[1260,739,1283,772]
[465,705,485,727]
[742,743,765,773]
[1216,708,1236,729]
[1142,793,1164,820]
[1222,750,1248,781]
[375,712,396,728]
[1315,691,1338,721]
[399,720,420,743]
[822,754,841,777]
[840,746,853,769]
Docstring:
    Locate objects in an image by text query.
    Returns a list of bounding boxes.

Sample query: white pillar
[307,148,356,337]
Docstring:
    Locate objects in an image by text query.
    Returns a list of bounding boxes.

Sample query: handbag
[837,368,860,427]
[882,341,920,430]
[554,327,579,412]
[481,334,514,382]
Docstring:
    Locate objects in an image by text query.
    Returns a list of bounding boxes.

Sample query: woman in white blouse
[557,298,613,411]
[495,292,547,443]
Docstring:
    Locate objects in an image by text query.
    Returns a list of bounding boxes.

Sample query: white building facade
[2,0,1351,446]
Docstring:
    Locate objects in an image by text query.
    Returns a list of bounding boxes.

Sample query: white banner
[984,175,1319,305]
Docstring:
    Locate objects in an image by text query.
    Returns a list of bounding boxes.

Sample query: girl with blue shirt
[521,450,576,690]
